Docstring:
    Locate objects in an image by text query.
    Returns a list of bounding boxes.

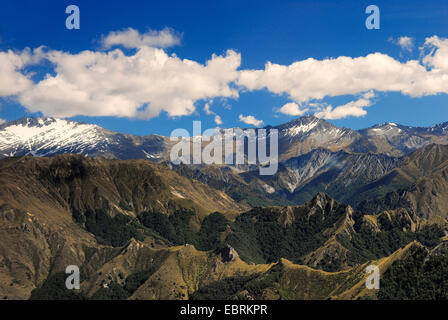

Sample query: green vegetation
[29,272,88,300]
[138,210,228,250]
[124,270,153,294]
[73,195,445,281]
[338,213,444,267]
[138,211,177,242]
[190,274,259,300]
[84,209,144,247]
[226,206,343,264]
[132,204,445,273]
[190,264,283,300]
[91,282,129,300]
[31,263,164,301]
[196,212,229,250]
[242,264,283,297]
[138,209,196,245]
[379,246,448,300]
[88,259,167,300]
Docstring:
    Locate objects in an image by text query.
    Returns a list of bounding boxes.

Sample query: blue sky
[0,0,447,135]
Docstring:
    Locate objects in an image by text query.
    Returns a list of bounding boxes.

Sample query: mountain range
[3,115,448,214]
[1,115,448,300]
[1,115,448,160]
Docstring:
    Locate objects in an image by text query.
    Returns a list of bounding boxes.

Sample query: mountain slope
[353,122,448,156]
[0,154,248,299]
[0,154,247,218]
[187,241,433,300]
[221,193,446,271]
[1,116,448,164]
[2,170,445,300]
[0,117,170,160]
[358,144,448,218]
[274,115,359,161]
[239,148,402,206]
[27,233,445,300]
[233,143,448,215]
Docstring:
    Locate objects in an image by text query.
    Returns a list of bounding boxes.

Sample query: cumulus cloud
[0,118,6,125]
[0,47,45,97]
[238,36,448,107]
[277,102,307,116]
[314,92,375,120]
[18,47,241,119]
[239,114,263,127]
[214,115,223,125]
[422,36,448,73]
[102,27,181,49]
[1,31,448,122]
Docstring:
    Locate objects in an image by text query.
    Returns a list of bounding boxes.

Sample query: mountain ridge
[1,115,448,161]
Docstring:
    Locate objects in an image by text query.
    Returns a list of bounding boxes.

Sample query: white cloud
[422,36,448,73]
[102,27,181,49]
[0,48,43,97]
[397,36,414,52]
[204,102,223,124]
[0,118,6,125]
[214,115,223,125]
[314,92,374,120]
[18,47,241,119]
[238,36,448,113]
[389,36,414,52]
[1,31,448,122]
[239,114,263,127]
[277,102,307,116]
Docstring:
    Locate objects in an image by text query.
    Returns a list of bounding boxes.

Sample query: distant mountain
[0,116,170,160]
[176,144,448,218]
[274,115,359,161]
[352,122,448,156]
[274,116,448,159]
[1,115,448,162]
[0,154,247,218]
[240,148,402,206]
[359,144,448,218]
[4,116,447,217]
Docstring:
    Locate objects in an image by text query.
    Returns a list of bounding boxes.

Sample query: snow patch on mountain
[281,118,320,136]
[365,123,406,136]
[0,117,109,157]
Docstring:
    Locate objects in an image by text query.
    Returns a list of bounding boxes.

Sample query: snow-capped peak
[277,115,323,136]
[0,117,108,157]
